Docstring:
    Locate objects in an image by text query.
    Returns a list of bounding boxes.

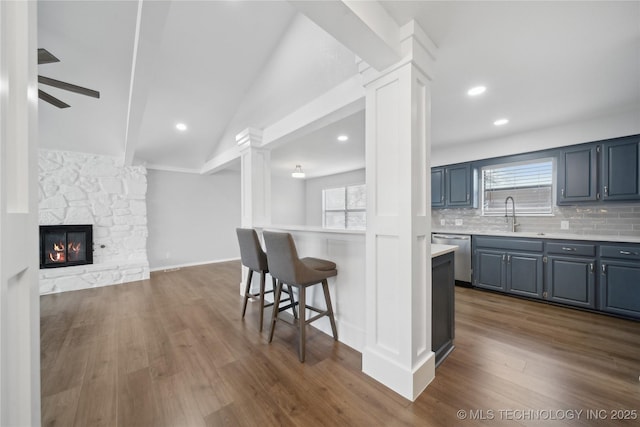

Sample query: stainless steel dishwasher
[432,233,472,284]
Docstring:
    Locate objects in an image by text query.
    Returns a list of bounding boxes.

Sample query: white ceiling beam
[122,0,171,166]
[200,145,240,175]
[262,74,364,149]
[200,75,364,175]
[289,0,401,71]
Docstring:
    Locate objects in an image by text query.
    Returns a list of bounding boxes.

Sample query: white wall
[271,175,306,225]
[305,169,366,226]
[431,105,640,166]
[146,169,241,270]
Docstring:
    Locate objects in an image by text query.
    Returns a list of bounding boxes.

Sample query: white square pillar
[361,21,435,401]
[237,127,271,229]
[236,128,271,294]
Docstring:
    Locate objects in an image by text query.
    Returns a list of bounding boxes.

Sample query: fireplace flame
[48,241,66,262]
[68,241,82,261]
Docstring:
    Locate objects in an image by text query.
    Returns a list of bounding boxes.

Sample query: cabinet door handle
[619,250,638,256]
[507,255,511,263]
[561,247,576,251]
[466,193,470,201]
[502,254,506,263]
[601,264,607,274]
[561,188,565,197]
[589,263,594,273]
[604,185,608,196]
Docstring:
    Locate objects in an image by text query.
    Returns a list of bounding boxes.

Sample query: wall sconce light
[291,165,306,178]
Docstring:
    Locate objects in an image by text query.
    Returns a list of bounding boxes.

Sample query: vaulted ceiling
[38,1,640,178]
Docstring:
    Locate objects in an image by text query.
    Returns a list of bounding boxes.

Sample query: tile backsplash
[432,202,640,238]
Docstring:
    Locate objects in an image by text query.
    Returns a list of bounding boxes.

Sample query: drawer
[546,242,596,257]
[600,244,640,261]
[474,236,543,252]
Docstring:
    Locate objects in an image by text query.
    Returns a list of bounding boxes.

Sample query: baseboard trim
[150,257,240,272]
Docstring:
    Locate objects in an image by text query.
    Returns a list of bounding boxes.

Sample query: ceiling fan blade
[38,75,100,99]
[38,89,70,108]
[38,48,60,65]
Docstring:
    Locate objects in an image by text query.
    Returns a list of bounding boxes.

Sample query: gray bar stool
[236,228,296,332]
[263,230,338,362]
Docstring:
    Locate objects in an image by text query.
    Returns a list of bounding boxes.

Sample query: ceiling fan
[37,48,100,108]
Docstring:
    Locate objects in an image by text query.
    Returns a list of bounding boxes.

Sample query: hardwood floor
[41,261,640,426]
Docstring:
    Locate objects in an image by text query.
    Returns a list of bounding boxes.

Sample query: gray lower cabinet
[475,249,505,291]
[432,252,455,366]
[475,250,543,298]
[546,256,596,309]
[473,237,543,298]
[599,244,640,319]
[545,241,597,309]
[506,252,544,298]
[472,236,640,320]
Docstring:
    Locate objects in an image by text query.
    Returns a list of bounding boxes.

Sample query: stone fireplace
[38,150,150,294]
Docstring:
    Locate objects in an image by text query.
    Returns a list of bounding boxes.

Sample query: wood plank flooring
[41,261,640,426]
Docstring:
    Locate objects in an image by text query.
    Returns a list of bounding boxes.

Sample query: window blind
[482,159,553,215]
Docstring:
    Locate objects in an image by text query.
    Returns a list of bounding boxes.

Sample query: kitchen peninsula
[258,226,457,365]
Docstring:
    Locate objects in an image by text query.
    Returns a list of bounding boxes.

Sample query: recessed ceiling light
[494,118,509,126]
[337,135,349,142]
[176,123,187,131]
[467,86,486,96]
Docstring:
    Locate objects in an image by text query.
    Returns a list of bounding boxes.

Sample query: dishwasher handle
[433,234,471,241]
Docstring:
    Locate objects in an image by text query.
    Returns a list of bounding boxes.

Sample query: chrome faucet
[505,196,519,232]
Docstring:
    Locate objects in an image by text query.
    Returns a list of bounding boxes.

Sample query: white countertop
[431,244,457,257]
[432,229,640,244]
[262,225,365,235]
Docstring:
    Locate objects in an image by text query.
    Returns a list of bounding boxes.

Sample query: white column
[236,128,271,293]
[0,0,41,425]
[361,21,436,401]
[237,127,271,229]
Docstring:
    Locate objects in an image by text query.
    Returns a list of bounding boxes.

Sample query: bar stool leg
[288,284,298,320]
[269,280,283,343]
[321,279,338,340]
[258,271,266,332]
[241,269,254,318]
[298,285,306,362]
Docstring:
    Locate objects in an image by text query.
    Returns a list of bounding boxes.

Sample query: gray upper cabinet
[602,136,640,201]
[557,144,598,204]
[431,163,475,208]
[431,168,445,208]
[446,164,472,206]
[557,135,640,205]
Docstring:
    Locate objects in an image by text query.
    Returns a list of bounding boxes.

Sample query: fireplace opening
[40,225,93,269]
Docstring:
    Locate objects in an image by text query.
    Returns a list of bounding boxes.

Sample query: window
[323,184,366,230]
[481,159,554,216]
